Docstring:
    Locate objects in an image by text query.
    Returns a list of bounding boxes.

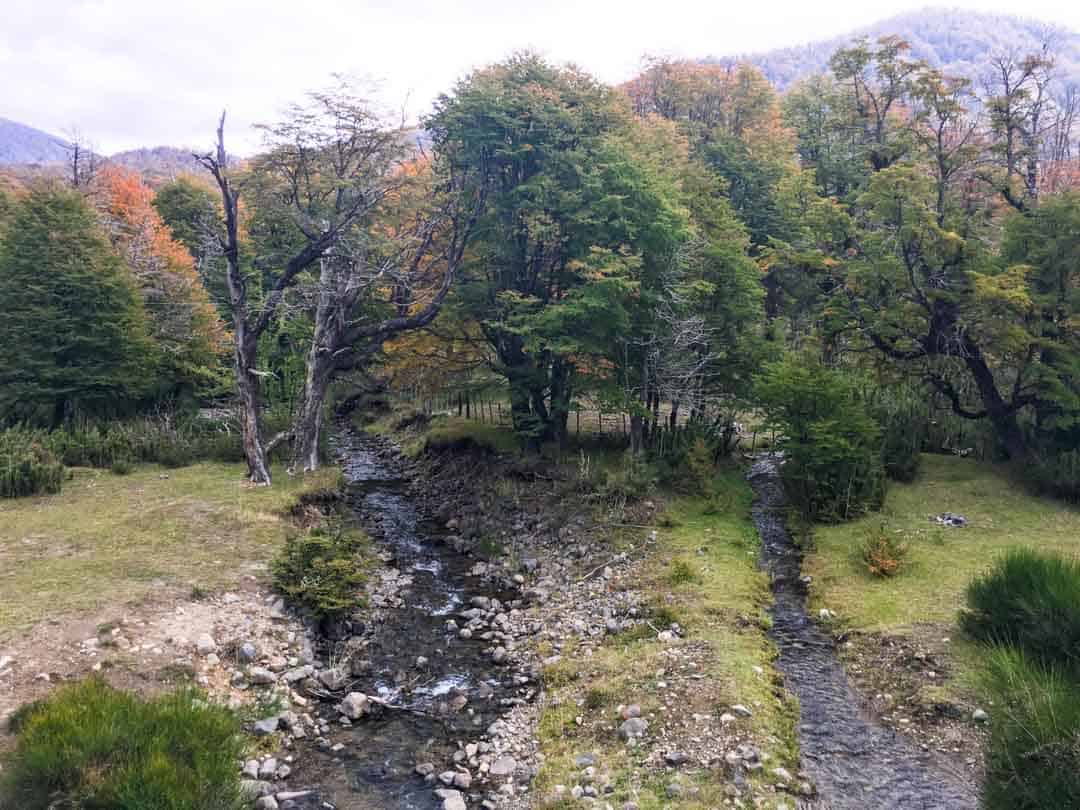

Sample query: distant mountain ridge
[729,7,1080,90]
[0,118,70,165]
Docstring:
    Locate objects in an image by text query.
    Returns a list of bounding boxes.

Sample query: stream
[299,426,516,810]
[748,455,978,809]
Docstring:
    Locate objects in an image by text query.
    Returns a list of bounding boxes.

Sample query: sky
[2,0,1078,154]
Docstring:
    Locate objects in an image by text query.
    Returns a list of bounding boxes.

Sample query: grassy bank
[806,454,1080,632]
[0,462,338,639]
[534,469,798,809]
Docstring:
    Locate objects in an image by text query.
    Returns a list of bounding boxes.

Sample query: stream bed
[297,427,519,810]
[748,455,977,809]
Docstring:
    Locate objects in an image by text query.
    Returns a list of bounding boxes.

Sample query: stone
[254,797,279,810]
[253,716,281,736]
[195,633,216,655]
[973,708,989,723]
[489,755,517,777]
[318,667,347,691]
[618,717,649,740]
[772,767,793,783]
[415,763,436,777]
[731,704,753,717]
[492,646,507,664]
[435,788,467,810]
[239,779,274,798]
[248,666,277,685]
[664,751,690,766]
[453,771,472,789]
[620,704,641,719]
[574,753,596,768]
[339,692,370,720]
[438,771,456,786]
[258,757,279,779]
[242,759,261,779]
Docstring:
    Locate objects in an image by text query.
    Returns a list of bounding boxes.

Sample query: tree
[427,53,647,445]
[153,176,232,317]
[94,166,228,405]
[0,185,152,425]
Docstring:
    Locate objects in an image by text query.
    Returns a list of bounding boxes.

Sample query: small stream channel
[299,426,516,810]
[748,455,977,809]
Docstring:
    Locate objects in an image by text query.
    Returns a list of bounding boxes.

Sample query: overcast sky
[2,0,1078,154]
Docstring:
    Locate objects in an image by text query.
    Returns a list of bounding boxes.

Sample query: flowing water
[748,455,977,809]
[298,427,515,810]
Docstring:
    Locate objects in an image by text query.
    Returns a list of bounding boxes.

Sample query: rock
[254,797,279,810]
[416,763,436,777]
[318,667,347,691]
[731,704,753,717]
[253,716,281,736]
[620,704,641,719]
[195,633,216,655]
[489,755,517,777]
[438,771,456,786]
[453,771,472,789]
[339,692,370,720]
[666,781,684,798]
[492,646,507,664]
[239,779,274,799]
[574,753,596,767]
[772,767,793,783]
[282,665,311,684]
[973,708,989,723]
[242,759,261,779]
[248,666,277,685]
[664,751,690,766]
[258,757,279,779]
[435,788,467,810]
[0,655,14,670]
[618,717,649,741]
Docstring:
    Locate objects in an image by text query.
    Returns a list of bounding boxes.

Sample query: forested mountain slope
[733,7,1080,89]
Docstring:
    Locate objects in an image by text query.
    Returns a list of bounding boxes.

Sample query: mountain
[0,118,70,165]
[731,8,1080,90]
[107,146,204,183]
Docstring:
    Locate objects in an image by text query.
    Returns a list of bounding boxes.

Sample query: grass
[534,465,799,809]
[805,453,1080,632]
[0,461,339,640]
[0,676,247,810]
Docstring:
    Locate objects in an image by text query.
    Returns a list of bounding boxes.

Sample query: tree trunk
[963,343,1027,460]
[235,336,272,485]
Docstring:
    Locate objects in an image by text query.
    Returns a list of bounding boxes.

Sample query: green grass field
[0,462,338,639]
[806,453,1080,632]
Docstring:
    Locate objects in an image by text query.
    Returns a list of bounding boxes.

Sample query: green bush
[271,523,369,621]
[596,452,658,507]
[44,418,244,469]
[0,429,65,498]
[865,381,927,482]
[0,677,247,810]
[979,647,1080,810]
[1023,446,1080,503]
[962,549,1080,672]
[756,356,885,522]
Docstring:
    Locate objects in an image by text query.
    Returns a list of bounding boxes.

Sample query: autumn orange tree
[92,165,228,404]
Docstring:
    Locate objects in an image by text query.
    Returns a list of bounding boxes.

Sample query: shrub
[271,523,369,621]
[860,523,909,577]
[864,381,927,482]
[0,677,247,810]
[979,647,1080,810]
[961,549,1080,672]
[1023,447,1080,503]
[756,356,885,522]
[0,430,65,498]
[110,458,134,475]
[596,452,658,508]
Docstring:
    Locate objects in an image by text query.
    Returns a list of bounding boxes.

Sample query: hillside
[733,7,1080,90]
[0,119,70,165]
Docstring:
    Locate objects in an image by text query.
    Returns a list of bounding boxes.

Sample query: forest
[1,27,1080,810]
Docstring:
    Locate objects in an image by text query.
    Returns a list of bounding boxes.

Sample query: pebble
[972,708,989,723]
[489,755,517,777]
[195,633,216,655]
[339,692,370,720]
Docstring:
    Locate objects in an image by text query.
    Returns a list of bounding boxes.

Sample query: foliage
[962,549,1080,673]
[1023,447,1080,503]
[860,523,909,577]
[0,429,64,498]
[756,355,885,521]
[271,523,369,621]
[595,452,658,508]
[0,185,154,426]
[978,647,1080,810]
[0,676,247,810]
[43,417,245,469]
[863,379,927,481]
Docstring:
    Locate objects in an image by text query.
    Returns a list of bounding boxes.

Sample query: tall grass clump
[979,647,1080,810]
[0,429,65,498]
[0,677,247,810]
[961,549,1080,672]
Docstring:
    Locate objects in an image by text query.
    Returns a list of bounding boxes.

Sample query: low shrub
[596,452,658,507]
[979,647,1080,810]
[0,676,247,810]
[110,458,134,476]
[0,429,65,498]
[961,549,1080,672]
[271,523,369,621]
[865,381,927,482]
[1023,447,1080,503]
[860,523,909,578]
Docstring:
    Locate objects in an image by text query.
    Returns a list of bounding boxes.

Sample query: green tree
[0,186,153,425]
